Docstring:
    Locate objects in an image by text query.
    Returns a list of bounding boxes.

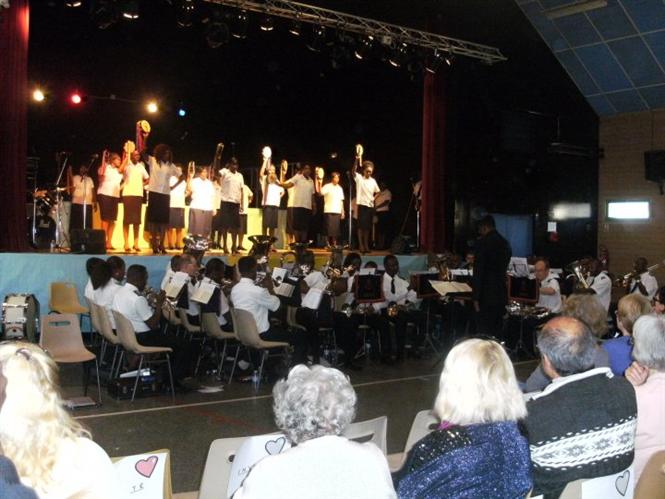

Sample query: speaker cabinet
[645,150,665,183]
[70,229,106,254]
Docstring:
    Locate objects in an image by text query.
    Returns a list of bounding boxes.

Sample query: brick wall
[598,110,665,284]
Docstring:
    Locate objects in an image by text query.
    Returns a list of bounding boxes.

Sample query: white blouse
[189,177,215,211]
[169,176,186,208]
[97,165,122,198]
[122,161,149,197]
[71,175,94,205]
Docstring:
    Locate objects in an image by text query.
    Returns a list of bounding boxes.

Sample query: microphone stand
[52,153,70,251]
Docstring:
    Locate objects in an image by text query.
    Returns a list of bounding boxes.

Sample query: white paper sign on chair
[227,434,291,498]
[114,451,169,499]
[580,466,634,499]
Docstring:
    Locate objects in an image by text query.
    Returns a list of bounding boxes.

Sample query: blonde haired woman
[0,342,117,498]
[393,339,532,499]
[603,293,651,376]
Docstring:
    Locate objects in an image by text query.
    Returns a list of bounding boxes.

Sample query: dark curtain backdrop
[420,72,446,253]
[0,1,29,252]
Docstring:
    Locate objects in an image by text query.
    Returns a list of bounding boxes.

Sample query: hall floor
[61,356,539,493]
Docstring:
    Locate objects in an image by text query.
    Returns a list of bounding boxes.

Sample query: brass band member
[217,158,245,255]
[625,257,658,300]
[145,144,178,254]
[199,258,232,331]
[534,258,561,313]
[585,258,612,313]
[279,164,315,244]
[97,151,123,250]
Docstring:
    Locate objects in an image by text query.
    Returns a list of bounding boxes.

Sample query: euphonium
[341,303,355,318]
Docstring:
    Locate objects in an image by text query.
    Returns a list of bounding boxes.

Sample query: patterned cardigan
[523,367,637,499]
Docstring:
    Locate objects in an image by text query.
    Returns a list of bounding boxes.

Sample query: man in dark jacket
[472,215,511,337]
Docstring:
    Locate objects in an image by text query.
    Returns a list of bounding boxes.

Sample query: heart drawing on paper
[615,469,630,496]
[135,455,159,478]
[264,437,286,456]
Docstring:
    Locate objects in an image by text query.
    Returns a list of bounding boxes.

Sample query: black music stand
[507,275,540,359]
[410,272,442,356]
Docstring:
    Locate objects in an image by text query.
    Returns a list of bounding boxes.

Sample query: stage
[0,249,428,316]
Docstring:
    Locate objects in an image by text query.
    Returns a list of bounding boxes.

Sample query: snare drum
[2,294,39,342]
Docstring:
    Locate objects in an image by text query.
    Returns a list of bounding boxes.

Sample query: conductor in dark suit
[472,215,512,337]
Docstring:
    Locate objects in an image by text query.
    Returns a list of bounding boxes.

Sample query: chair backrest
[342,415,388,455]
[231,308,263,349]
[201,312,232,340]
[112,310,143,353]
[178,307,200,333]
[112,448,173,499]
[404,410,439,454]
[39,313,88,360]
[635,451,665,499]
[197,436,247,499]
[559,465,635,499]
[87,298,102,333]
[49,282,86,312]
[92,302,120,345]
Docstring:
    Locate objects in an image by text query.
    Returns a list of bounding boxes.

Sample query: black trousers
[382,309,426,357]
[136,329,194,381]
[260,326,307,365]
[475,302,506,339]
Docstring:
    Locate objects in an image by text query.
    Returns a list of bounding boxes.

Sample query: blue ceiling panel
[606,89,647,112]
[516,0,665,115]
[620,0,665,32]
[640,84,665,108]
[575,44,633,92]
[587,0,637,39]
[644,31,665,69]
[554,14,601,46]
[587,95,616,115]
[555,50,600,95]
[609,36,664,86]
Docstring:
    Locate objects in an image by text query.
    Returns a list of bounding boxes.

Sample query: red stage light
[70,93,82,105]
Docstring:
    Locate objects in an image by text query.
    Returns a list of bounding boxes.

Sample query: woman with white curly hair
[0,342,118,498]
[234,365,396,499]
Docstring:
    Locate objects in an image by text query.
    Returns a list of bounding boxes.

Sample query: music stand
[409,271,442,356]
[507,275,540,359]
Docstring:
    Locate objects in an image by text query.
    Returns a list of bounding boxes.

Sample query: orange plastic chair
[49,282,89,314]
[40,313,101,404]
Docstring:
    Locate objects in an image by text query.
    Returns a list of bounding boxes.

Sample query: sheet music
[428,280,472,296]
[191,281,216,304]
[164,273,188,300]
[275,282,295,298]
[449,269,473,277]
[301,288,324,310]
[359,268,376,275]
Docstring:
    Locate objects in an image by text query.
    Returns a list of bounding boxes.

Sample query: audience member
[603,293,651,376]
[234,365,396,498]
[83,256,105,301]
[652,286,665,315]
[625,315,665,482]
[0,342,117,498]
[525,294,610,392]
[0,456,37,499]
[524,317,636,499]
[90,260,123,328]
[393,338,532,498]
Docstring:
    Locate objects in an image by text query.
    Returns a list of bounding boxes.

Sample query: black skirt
[239,213,248,234]
[189,208,213,237]
[324,213,341,237]
[292,207,311,231]
[70,203,92,230]
[286,207,295,233]
[146,191,170,225]
[219,201,240,230]
[122,195,143,225]
[98,194,119,222]
[169,207,185,228]
[357,205,374,230]
[262,205,278,230]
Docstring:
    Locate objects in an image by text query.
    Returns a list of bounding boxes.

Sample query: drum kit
[2,294,39,342]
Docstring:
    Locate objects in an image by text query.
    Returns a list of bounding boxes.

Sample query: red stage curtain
[0,1,30,252]
[420,72,446,253]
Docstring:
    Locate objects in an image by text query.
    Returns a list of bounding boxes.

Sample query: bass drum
[2,294,39,342]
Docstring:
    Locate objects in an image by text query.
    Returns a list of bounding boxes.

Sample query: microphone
[58,151,72,156]
[90,153,99,159]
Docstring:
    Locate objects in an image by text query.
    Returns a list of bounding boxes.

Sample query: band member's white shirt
[321,183,345,214]
[586,271,612,312]
[147,158,177,194]
[536,273,561,313]
[111,283,153,333]
[374,272,418,311]
[198,276,230,326]
[241,184,253,214]
[189,177,215,211]
[628,272,658,300]
[218,168,244,204]
[353,172,380,207]
[122,161,149,197]
[169,176,186,208]
[72,175,94,205]
[231,277,280,334]
[97,164,122,198]
[287,174,315,209]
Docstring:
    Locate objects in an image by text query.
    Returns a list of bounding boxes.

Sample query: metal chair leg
[165,353,175,399]
[227,344,240,385]
[131,355,144,402]
[95,358,102,405]
[257,350,268,392]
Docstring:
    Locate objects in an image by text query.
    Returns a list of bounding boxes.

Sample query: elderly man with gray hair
[234,365,396,499]
[523,316,637,499]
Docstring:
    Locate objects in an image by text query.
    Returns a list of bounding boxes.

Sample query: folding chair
[197,436,247,499]
[342,415,388,455]
[199,312,240,382]
[388,409,438,471]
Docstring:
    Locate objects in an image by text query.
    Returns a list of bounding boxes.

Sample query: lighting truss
[202,0,507,64]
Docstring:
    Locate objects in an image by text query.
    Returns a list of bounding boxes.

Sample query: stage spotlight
[306,25,326,52]
[175,0,196,28]
[388,41,408,68]
[120,0,139,19]
[32,89,45,102]
[259,15,274,32]
[445,54,455,66]
[230,10,249,39]
[146,101,158,114]
[205,13,229,48]
[288,19,301,36]
[178,108,187,117]
[92,0,119,30]
[354,35,374,60]
[70,92,83,105]
[64,0,82,7]
[424,49,444,74]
